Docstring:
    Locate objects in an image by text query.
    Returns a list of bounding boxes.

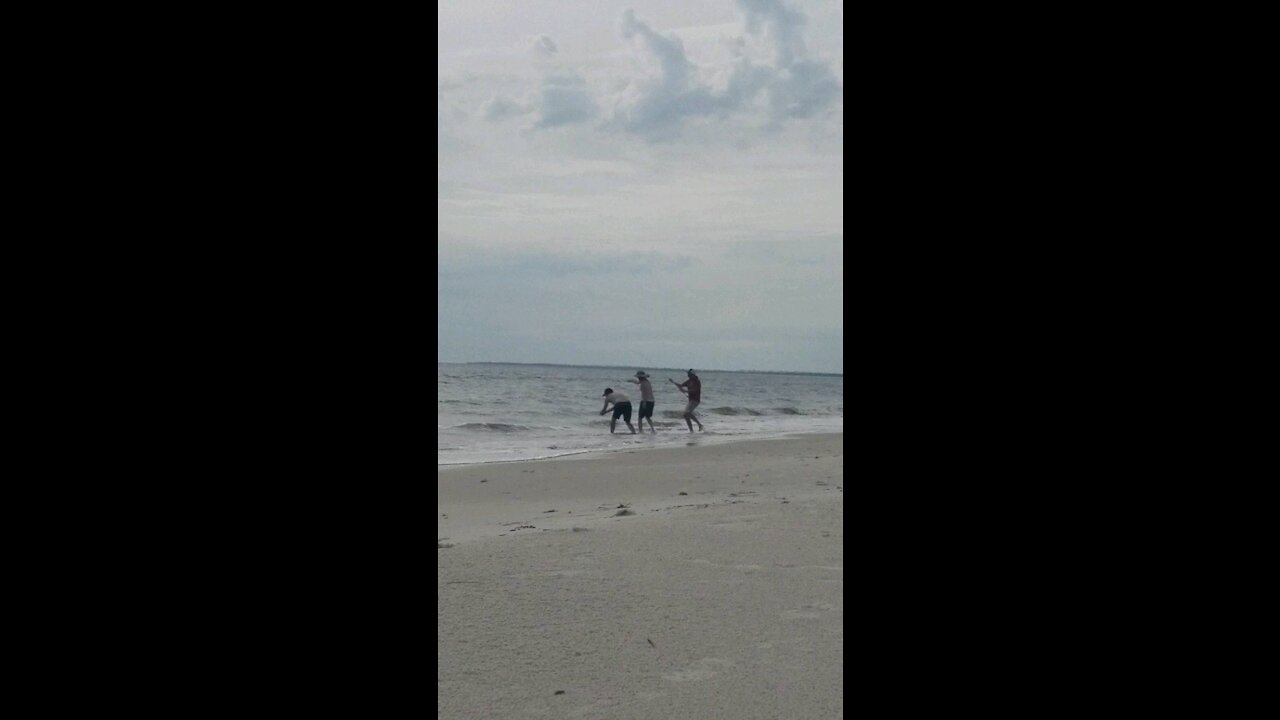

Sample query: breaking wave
[454,423,530,432]
[660,406,803,418]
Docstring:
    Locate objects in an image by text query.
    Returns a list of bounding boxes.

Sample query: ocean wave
[712,406,765,416]
[659,406,805,417]
[454,423,531,432]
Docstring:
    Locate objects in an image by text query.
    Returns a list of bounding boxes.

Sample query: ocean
[438,363,843,465]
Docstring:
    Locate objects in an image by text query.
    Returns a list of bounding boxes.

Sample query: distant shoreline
[440,361,842,378]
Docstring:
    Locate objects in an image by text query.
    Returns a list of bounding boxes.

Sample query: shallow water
[438,363,843,465]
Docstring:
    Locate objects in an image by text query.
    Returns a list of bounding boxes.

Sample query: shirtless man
[627,371,657,434]
[599,388,637,434]
[670,369,704,432]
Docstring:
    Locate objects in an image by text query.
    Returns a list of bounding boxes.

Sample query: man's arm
[600,399,612,415]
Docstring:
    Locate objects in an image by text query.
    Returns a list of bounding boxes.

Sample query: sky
[438,0,843,374]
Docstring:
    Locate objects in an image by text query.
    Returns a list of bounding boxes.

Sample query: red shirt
[681,376,701,402]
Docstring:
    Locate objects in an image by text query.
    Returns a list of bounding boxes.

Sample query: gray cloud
[736,0,808,67]
[735,0,838,121]
[482,94,531,122]
[532,34,557,57]
[608,10,718,137]
[767,59,840,120]
[602,2,839,138]
[534,72,597,128]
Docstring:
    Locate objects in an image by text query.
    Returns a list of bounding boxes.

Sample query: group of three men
[599,369,704,434]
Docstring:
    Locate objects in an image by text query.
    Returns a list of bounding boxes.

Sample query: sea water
[438,363,843,465]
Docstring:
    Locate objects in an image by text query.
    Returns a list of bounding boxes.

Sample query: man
[599,387,637,434]
[670,369,704,432]
[628,371,657,434]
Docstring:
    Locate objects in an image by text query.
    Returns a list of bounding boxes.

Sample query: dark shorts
[639,401,655,419]
[611,402,632,422]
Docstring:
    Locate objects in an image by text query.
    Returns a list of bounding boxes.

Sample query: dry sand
[438,433,843,719]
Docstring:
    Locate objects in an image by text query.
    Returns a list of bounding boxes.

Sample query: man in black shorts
[599,388,636,434]
[628,371,657,434]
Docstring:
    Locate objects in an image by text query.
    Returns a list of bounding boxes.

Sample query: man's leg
[610,416,617,433]
[684,413,694,432]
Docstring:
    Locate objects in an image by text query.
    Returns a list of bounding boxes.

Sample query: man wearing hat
[628,371,657,434]
[670,369,704,432]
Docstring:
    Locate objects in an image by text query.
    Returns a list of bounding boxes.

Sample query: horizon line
[439,360,842,377]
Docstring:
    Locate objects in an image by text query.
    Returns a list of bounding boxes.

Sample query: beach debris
[572,527,590,532]
[543,509,556,513]
[480,479,487,483]
[816,481,828,486]
[615,509,635,516]
[647,638,656,648]
[678,492,688,496]
[781,501,790,504]
[616,504,629,508]
[554,690,565,695]
[438,541,455,549]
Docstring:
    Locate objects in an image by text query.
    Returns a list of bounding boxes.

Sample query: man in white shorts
[671,369,704,432]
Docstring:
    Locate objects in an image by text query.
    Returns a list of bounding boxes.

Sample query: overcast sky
[438,0,843,374]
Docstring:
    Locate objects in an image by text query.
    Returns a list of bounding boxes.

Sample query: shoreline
[438,429,842,471]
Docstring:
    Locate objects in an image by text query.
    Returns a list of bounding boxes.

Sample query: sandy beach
[438,433,843,719]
